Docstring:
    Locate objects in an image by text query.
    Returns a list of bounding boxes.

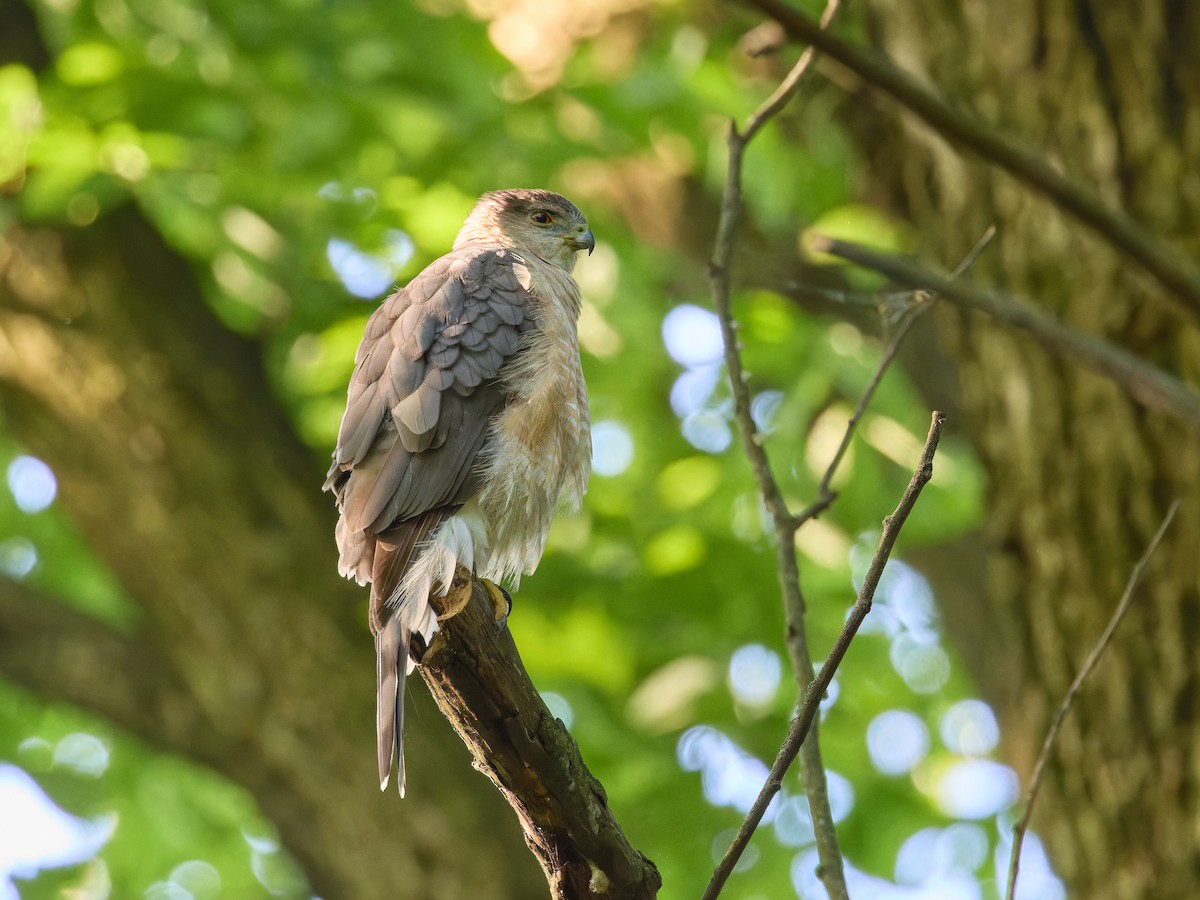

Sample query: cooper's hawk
[324,189,594,794]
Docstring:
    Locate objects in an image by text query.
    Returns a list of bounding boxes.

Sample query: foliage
[1,0,1013,897]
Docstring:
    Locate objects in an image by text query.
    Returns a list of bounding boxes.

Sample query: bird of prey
[324,189,594,794]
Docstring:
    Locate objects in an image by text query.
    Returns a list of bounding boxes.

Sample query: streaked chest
[479,260,591,519]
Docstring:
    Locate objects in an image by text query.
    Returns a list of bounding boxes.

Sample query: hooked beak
[567,227,596,256]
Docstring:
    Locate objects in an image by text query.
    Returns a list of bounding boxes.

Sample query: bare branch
[705,411,946,899]
[706,1,848,896]
[711,1,845,515]
[1005,499,1180,900]
[744,0,1200,322]
[796,299,927,527]
[949,225,998,278]
[741,0,843,144]
[810,237,1200,431]
[420,578,661,900]
[797,224,994,527]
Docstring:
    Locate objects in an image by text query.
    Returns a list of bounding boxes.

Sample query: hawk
[324,189,594,794]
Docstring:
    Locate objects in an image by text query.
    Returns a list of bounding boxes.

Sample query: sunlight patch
[7,456,56,513]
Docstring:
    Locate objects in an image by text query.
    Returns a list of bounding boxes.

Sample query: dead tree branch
[796,226,994,527]
[420,577,661,899]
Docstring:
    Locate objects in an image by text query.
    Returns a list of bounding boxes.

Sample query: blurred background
[1,0,1197,898]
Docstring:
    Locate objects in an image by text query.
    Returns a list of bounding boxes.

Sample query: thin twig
[711,0,845,526]
[704,411,946,900]
[795,302,924,525]
[743,0,1200,322]
[796,226,996,527]
[1005,500,1180,900]
[742,7,836,144]
[949,225,998,278]
[706,1,848,897]
[810,236,1200,432]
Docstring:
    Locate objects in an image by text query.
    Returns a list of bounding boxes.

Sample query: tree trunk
[853,2,1200,896]
[0,207,545,899]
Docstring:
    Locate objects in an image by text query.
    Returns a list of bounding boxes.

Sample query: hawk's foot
[413,569,473,664]
[479,578,512,632]
[433,567,475,622]
[428,567,511,632]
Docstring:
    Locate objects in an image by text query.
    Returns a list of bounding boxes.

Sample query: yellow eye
[532,211,553,225]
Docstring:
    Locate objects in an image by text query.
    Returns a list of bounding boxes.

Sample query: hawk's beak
[567,228,596,256]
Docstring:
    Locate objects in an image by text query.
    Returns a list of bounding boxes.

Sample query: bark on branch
[421,579,661,899]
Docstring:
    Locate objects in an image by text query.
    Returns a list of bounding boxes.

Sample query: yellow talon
[435,568,474,622]
[431,567,511,630]
[478,577,512,629]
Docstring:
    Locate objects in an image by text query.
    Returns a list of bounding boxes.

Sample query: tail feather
[375,617,408,795]
[366,505,466,797]
[369,510,454,797]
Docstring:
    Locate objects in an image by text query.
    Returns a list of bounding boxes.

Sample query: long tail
[375,617,408,795]
[367,507,461,796]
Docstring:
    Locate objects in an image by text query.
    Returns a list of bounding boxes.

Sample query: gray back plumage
[324,247,533,612]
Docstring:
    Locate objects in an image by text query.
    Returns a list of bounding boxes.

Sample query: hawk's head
[455,189,595,272]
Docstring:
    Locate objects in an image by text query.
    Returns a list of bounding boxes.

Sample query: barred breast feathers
[473,254,591,586]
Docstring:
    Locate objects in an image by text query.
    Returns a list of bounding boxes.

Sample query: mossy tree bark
[849,2,1200,896]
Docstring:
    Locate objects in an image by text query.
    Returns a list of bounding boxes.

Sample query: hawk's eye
[532,211,553,225]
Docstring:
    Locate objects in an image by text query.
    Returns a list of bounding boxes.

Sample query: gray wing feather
[325,247,532,556]
[489,326,519,357]
[335,381,383,468]
[394,383,441,448]
[427,341,461,370]
[384,340,425,401]
[393,303,438,362]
